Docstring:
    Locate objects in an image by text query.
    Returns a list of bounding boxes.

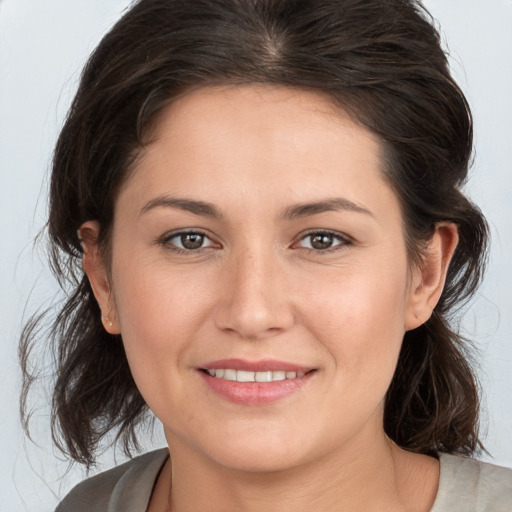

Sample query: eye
[296,231,350,251]
[163,231,217,251]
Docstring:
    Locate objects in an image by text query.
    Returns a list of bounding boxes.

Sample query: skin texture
[81,85,458,511]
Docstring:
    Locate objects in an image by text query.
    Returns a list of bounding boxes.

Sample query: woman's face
[89,85,432,473]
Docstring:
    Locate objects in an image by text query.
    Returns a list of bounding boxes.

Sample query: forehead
[118,84,398,223]
[150,84,374,153]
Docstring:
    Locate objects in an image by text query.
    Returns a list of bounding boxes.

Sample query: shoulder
[55,448,169,512]
[431,453,512,512]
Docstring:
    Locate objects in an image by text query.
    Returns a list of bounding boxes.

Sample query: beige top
[55,449,512,511]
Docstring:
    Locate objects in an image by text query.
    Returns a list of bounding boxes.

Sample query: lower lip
[199,371,313,405]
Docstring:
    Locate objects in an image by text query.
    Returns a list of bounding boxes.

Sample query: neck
[150,427,439,512]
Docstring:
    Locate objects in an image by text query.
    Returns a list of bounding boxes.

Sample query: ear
[405,222,459,331]
[78,221,120,334]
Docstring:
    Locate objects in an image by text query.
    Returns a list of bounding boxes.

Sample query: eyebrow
[140,196,223,219]
[140,195,372,220]
[281,198,373,220]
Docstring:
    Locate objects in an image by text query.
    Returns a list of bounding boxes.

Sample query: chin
[168,421,317,474]
[209,446,308,474]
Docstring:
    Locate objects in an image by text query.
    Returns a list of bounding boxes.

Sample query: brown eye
[165,231,215,251]
[310,233,334,250]
[297,231,348,251]
[180,233,205,250]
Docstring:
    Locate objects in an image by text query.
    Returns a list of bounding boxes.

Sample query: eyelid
[157,228,351,253]
[158,228,220,252]
[293,229,353,251]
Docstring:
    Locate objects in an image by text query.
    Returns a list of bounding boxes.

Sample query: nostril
[213,299,295,340]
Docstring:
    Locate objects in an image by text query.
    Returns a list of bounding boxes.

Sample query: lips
[198,359,316,405]
[201,358,312,372]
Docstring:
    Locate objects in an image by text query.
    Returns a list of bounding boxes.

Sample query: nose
[214,246,295,340]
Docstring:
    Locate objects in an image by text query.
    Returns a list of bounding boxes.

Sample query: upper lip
[200,358,314,373]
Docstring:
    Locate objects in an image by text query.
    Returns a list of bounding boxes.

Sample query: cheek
[302,256,410,378]
[109,256,213,388]
[109,267,206,419]
[113,252,212,331]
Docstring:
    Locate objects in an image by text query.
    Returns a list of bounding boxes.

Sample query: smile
[204,369,307,382]
[199,359,316,404]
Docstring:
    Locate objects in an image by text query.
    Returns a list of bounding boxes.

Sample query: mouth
[198,359,316,405]
[201,368,309,382]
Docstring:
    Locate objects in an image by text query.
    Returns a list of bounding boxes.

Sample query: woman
[19,0,512,510]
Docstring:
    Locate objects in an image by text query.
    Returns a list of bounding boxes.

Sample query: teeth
[237,370,256,382]
[223,369,237,381]
[205,369,307,382]
[255,371,272,383]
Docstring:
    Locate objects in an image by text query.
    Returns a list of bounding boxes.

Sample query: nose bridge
[215,240,294,338]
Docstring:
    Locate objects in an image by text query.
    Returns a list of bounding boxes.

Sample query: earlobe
[405,222,459,331]
[78,221,120,334]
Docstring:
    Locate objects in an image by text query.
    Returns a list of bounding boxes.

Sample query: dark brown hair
[20,0,488,467]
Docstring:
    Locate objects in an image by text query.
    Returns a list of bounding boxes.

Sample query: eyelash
[294,230,352,253]
[158,229,352,255]
[158,230,217,255]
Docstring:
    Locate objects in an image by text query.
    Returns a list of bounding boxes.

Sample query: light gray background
[1,1,511,510]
